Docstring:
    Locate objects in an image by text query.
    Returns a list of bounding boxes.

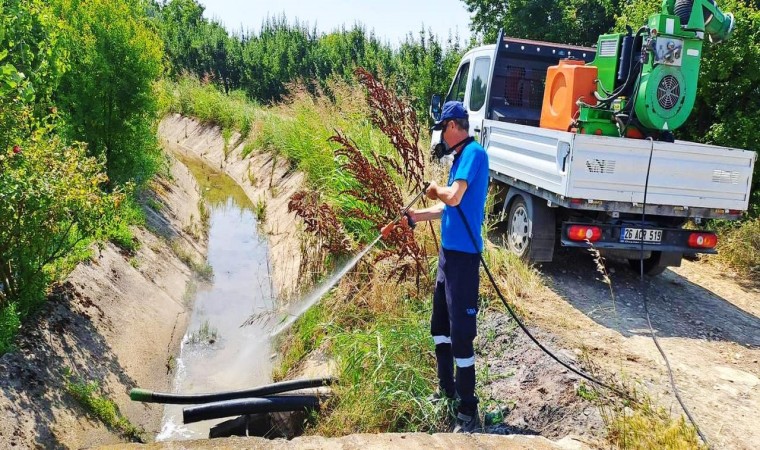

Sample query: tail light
[567,225,602,242]
[688,232,717,249]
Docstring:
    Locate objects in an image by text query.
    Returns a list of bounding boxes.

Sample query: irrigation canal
[157,155,275,441]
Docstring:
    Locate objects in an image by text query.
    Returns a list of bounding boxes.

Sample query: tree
[463,0,619,46]
[156,0,206,76]
[617,0,760,214]
[0,0,68,134]
[53,0,165,186]
[396,28,464,121]
[1,1,118,353]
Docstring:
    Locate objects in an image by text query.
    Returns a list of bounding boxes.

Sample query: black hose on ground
[130,377,335,405]
[639,138,710,448]
[183,395,322,424]
[454,205,632,400]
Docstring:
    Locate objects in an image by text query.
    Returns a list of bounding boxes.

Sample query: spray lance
[380,182,430,239]
[261,181,432,337]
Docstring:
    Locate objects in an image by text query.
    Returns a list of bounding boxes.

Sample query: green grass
[169,240,213,282]
[0,303,21,355]
[251,84,399,190]
[63,368,144,442]
[318,314,445,435]
[273,304,328,381]
[273,261,448,436]
[157,77,257,141]
[254,197,267,223]
[186,320,219,344]
[105,197,145,254]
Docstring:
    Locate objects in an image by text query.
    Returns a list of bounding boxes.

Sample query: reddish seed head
[12,145,21,154]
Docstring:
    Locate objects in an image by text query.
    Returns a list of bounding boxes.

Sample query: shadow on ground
[0,282,139,448]
[538,247,760,348]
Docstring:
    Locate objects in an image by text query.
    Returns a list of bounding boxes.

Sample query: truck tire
[507,197,531,259]
[628,251,668,276]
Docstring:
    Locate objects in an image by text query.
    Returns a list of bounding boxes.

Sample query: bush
[318,314,444,434]
[64,368,143,441]
[104,196,144,254]
[0,130,119,350]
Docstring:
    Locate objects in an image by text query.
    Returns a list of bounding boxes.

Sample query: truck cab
[436,45,495,138]
[432,37,595,141]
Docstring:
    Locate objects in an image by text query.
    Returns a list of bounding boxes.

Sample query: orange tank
[540,60,598,132]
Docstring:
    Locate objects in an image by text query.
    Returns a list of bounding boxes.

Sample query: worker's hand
[425,181,439,200]
[406,208,419,224]
[403,211,416,229]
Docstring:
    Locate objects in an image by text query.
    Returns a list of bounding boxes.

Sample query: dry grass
[479,242,544,312]
[604,395,707,450]
[715,218,760,275]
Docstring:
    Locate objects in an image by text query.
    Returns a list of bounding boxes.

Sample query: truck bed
[484,120,756,215]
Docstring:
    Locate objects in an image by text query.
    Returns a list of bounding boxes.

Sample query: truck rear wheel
[628,251,668,276]
[507,198,531,259]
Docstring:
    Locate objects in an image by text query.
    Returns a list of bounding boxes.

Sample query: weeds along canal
[158,154,275,441]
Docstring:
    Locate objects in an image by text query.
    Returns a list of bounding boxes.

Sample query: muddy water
[158,155,275,441]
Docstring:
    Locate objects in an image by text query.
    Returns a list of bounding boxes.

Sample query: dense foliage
[463,0,622,46]
[152,0,463,121]
[0,0,161,353]
[1,2,114,353]
[54,0,164,186]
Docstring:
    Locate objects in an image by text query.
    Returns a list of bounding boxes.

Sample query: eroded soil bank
[0,154,206,448]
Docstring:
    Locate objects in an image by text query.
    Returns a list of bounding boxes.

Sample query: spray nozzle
[379,182,431,240]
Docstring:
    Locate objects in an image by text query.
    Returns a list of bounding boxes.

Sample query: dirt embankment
[525,247,760,450]
[0,154,206,448]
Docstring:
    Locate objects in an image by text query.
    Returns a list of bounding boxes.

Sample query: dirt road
[521,247,760,449]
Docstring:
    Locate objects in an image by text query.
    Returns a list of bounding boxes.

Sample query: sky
[198,0,473,46]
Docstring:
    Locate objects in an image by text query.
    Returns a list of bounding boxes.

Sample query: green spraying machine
[576,0,735,140]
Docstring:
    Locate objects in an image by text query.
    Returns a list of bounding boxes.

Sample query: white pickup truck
[431,34,756,274]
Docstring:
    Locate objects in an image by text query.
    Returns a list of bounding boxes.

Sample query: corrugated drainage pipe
[130,377,335,405]
[183,395,321,424]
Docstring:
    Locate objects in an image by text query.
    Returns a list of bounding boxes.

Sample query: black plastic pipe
[183,395,321,424]
[130,377,335,405]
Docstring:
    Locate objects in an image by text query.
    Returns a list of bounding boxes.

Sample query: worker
[407,101,489,433]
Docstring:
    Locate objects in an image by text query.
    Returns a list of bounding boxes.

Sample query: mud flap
[529,198,556,262]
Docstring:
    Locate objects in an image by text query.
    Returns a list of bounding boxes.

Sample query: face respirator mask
[431,135,474,165]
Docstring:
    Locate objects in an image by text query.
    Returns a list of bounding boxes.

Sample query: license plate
[620,227,662,243]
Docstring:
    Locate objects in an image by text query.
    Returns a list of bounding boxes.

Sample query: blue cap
[432,101,468,130]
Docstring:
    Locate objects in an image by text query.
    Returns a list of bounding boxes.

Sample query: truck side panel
[483,119,755,212]
[484,120,571,196]
[567,134,756,211]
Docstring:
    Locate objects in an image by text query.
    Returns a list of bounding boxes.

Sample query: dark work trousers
[430,247,480,415]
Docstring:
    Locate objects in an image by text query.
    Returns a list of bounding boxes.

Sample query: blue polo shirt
[441,140,489,253]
